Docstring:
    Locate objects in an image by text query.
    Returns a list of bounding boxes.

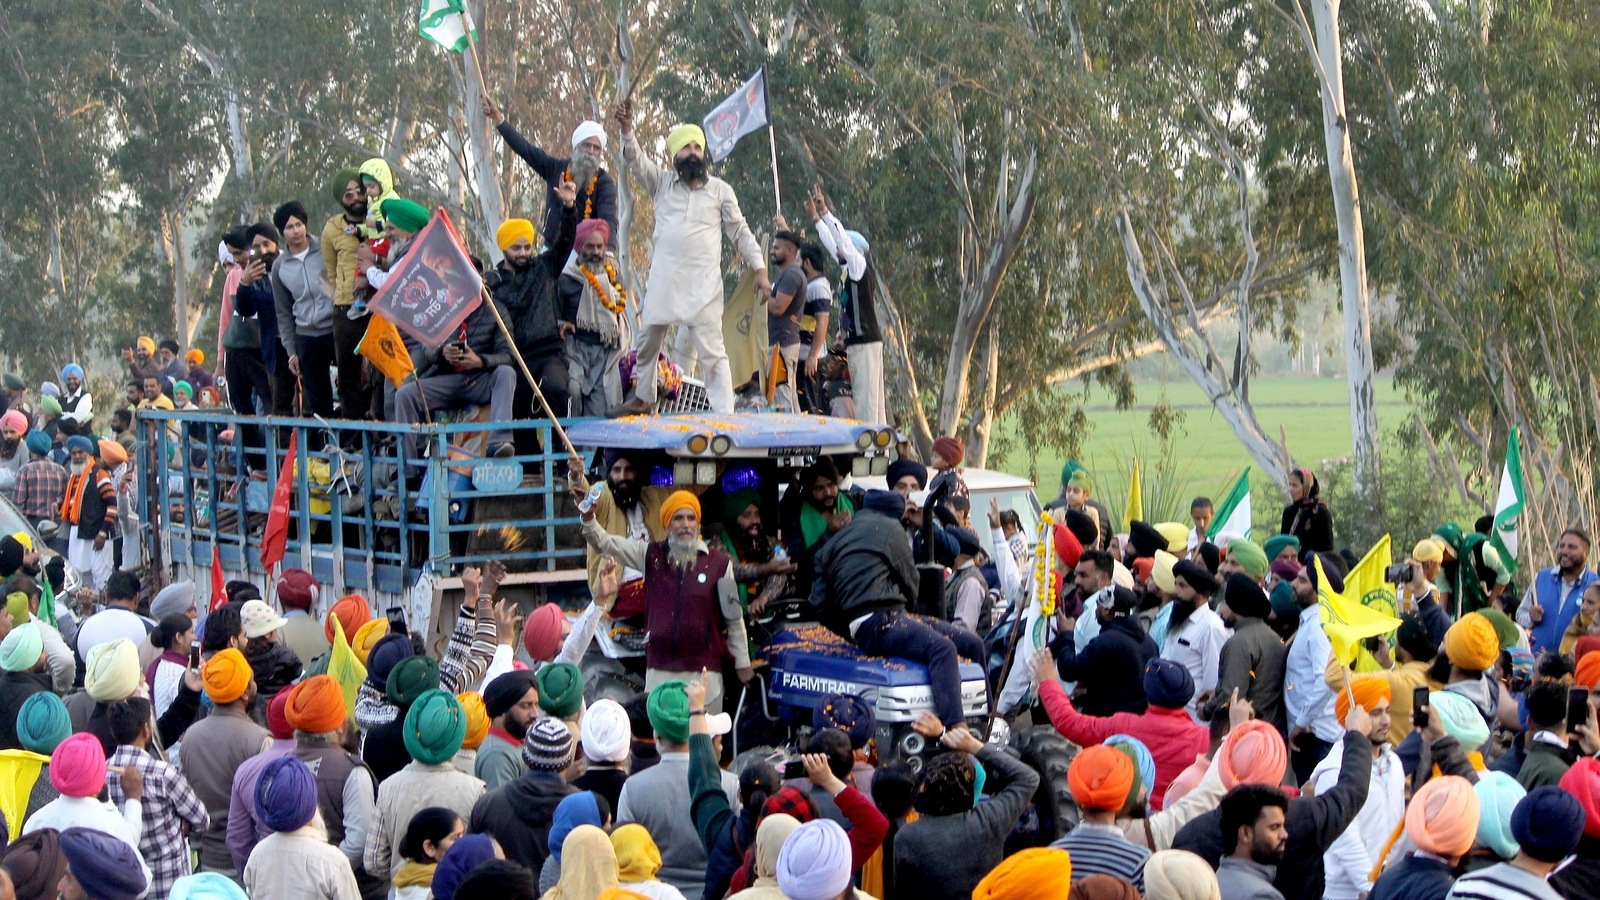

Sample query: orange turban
[324,594,371,643]
[1069,744,1137,813]
[352,618,390,665]
[1405,775,1480,858]
[1576,653,1600,691]
[1444,613,1500,671]
[96,440,128,467]
[202,648,252,704]
[659,490,701,531]
[973,847,1072,900]
[285,674,346,734]
[1219,720,1288,790]
[1335,673,1392,725]
[458,691,489,750]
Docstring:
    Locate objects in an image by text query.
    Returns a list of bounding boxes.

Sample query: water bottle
[576,482,605,515]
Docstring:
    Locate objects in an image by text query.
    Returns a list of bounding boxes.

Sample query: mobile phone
[1384,564,1414,584]
[1412,686,1431,729]
[189,645,202,669]
[385,606,408,636]
[782,759,808,780]
[1569,688,1591,734]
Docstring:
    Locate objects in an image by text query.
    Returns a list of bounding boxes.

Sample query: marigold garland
[1035,510,1057,616]
[563,168,600,221]
[579,261,628,315]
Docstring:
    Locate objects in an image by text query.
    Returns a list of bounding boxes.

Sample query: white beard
[667,534,699,569]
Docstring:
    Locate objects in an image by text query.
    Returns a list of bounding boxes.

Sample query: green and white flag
[1490,427,1525,574]
[1208,467,1252,545]
[419,0,475,52]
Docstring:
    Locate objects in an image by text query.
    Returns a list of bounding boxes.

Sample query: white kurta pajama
[622,133,765,413]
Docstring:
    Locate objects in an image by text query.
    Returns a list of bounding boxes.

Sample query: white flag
[1208,467,1253,545]
[1491,427,1525,574]
[702,67,770,162]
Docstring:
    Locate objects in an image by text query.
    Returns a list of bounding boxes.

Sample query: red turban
[522,603,567,662]
[1575,635,1600,665]
[1334,673,1392,725]
[1562,756,1600,839]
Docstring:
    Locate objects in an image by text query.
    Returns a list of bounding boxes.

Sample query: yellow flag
[328,617,367,717]
[1125,457,1143,531]
[1317,537,1402,666]
[0,749,46,840]
[358,314,416,387]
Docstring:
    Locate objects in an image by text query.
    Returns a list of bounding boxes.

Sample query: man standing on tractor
[810,489,985,740]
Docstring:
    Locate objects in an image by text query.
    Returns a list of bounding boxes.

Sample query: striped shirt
[1446,863,1565,900]
[1052,822,1150,889]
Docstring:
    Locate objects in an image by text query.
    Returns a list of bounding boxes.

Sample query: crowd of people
[0,426,1594,900]
[4,85,1600,900]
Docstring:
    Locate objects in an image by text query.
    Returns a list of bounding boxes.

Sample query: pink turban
[0,411,26,435]
[1218,720,1288,790]
[50,732,108,798]
[523,603,566,662]
[575,218,611,250]
[1162,755,1210,810]
[1405,775,1480,858]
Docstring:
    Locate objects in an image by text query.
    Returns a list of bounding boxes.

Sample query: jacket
[408,298,514,379]
[1525,566,1600,654]
[1172,728,1373,900]
[1515,738,1571,791]
[177,705,274,874]
[489,204,577,359]
[245,641,303,701]
[232,277,281,371]
[474,730,525,789]
[891,745,1039,900]
[0,671,51,750]
[321,213,369,308]
[1039,678,1206,810]
[367,762,485,880]
[1369,853,1456,900]
[1549,835,1600,899]
[1203,616,1289,732]
[1280,500,1335,554]
[468,770,575,875]
[1050,614,1158,716]
[496,121,619,248]
[808,510,918,636]
[271,237,334,350]
[1215,858,1284,900]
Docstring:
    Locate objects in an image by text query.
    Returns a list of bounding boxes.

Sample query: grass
[993,375,1414,532]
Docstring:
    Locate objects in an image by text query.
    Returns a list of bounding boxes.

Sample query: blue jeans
[855,610,984,727]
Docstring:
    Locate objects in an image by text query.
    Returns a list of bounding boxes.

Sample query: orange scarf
[60,465,106,526]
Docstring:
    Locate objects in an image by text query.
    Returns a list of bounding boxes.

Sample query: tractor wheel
[1011,724,1079,843]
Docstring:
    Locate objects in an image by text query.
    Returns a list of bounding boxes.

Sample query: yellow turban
[495,219,535,252]
[1412,538,1444,564]
[1152,550,1178,594]
[973,847,1072,900]
[1444,613,1500,671]
[1335,673,1392,725]
[666,124,706,160]
[1154,522,1189,553]
[9,532,32,552]
[660,490,701,531]
[612,824,663,882]
[1405,774,1480,858]
[85,638,141,702]
[352,618,390,665]
[458,691,489,750]
[203,648,253,704]
[136,336,156,355]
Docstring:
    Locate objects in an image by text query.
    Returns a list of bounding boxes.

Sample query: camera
[1384,564,1414,584]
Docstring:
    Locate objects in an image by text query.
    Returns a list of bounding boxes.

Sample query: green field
[993,376,1413,533]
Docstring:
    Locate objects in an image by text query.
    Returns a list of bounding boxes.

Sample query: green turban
[647,681,691,744]
[1227,539,1269,580]
[1263,534,1300,561]
[0,623,42,673]
[402,689,467,765]
[384,198,430,234]
[537,662,585,719]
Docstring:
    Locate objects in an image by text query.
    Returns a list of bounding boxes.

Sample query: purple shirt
[225,738,296,871]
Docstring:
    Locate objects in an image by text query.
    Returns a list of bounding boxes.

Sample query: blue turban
[365,633,415,688]
[1473,771,1525,859]
[65,435,94,456]
[1105,734,1156,805]
[254,755,318,832]
[17,690,71,754]
[549,792,605,863]
[24,431,50,456]
[60,364,84,383]
[1143,658,1195,709]
[59,827,147,900]
[814,692,876,750]
[1513,785,1587,863]
[433,834,499,900]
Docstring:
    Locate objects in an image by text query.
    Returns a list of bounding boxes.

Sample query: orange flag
[358,314,416,387]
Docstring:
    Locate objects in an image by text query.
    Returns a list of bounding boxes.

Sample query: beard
[609,477,641,511]
[580,251,607,268]
[505,710,533,741]
[571,151,602,188]
[731,523,767,559]
[673,156,708,182]
[342,197,369,220]
[668,533,700,568]
[0,439,15,456]
[69,460,86,475]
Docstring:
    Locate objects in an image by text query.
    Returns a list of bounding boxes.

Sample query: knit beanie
[522,716,576,771]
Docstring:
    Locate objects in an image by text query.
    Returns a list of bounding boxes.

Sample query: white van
[852,467,1043,561]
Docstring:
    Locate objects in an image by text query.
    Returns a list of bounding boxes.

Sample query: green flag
[1490,427,1525,574]
[1208,467,1252,544]
[419,0,475,52]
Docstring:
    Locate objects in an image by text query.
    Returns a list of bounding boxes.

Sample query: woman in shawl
[1279,467,1334,553]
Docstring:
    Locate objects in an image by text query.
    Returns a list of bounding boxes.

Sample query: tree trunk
[935,150,1038,438]
[461,0,505,255]
[223,83,255,220]
[873,271,935,454]
[966,324,1000,468]
[1309,0,1382,501]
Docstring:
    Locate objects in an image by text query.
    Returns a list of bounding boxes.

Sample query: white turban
[571,120,607,152]
[151,581,197,620]
[777,819,851,900]
[580,697,630,764]
[218,241,233,267]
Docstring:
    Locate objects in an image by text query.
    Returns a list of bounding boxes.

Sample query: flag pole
[768,124,782,213]
[477,284,580,461]
[460,10,490,98]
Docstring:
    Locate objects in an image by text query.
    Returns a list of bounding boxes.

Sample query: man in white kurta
[614,101,768,414]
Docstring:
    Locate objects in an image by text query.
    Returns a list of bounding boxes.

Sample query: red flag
[366,208,483,349]
[260,430,297,570]
[209,545,227,611]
